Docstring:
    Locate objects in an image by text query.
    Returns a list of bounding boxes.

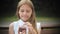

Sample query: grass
[0,15,18,22]
[36,17,59,22]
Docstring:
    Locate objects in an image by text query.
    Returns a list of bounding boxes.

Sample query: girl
[9,0,40,34]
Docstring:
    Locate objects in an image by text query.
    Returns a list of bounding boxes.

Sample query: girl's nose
[23,11,27,15]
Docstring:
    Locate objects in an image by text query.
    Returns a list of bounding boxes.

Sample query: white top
[13,19,41,34]
[13,19,28,34]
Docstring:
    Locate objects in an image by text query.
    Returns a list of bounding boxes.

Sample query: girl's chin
[22,19,28,22]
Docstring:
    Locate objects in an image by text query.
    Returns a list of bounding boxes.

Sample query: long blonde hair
[16,0,37,33]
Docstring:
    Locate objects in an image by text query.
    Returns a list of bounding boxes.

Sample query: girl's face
[19,4,32,22]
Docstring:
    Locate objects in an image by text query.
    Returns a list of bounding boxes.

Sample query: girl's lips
[22,16,28,18]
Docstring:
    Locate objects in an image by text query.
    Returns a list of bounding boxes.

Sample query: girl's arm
[25,22,37,34]
[9,23,14,34]
[30,27,37,34]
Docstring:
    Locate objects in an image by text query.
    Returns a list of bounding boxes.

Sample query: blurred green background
[0,0,60,22]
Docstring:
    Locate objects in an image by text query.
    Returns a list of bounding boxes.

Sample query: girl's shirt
[13,19,28,34]
[13,19,41,34]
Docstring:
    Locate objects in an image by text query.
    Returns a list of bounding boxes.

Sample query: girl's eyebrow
[20,8,31,11]
[20,8,24,10]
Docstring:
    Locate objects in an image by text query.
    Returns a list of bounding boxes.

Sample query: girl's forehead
[20,4,32,10]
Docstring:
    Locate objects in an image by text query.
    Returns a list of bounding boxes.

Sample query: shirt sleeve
[36,22,41,30]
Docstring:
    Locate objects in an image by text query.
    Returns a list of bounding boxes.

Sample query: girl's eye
[21,10,24,12]
[26,10,30,13]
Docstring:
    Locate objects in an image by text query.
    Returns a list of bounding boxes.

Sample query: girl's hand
[25,22,37,34]
[22,22,33,32]
[25,22,33,30]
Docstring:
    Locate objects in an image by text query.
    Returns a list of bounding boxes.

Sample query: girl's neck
[20,19,29,22]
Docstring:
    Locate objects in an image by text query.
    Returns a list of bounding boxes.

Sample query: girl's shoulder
[9,21,19,31]
[9,21,18,28]
[36,22,41,26]
[9,22,14,30]
[36,22,41,30]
